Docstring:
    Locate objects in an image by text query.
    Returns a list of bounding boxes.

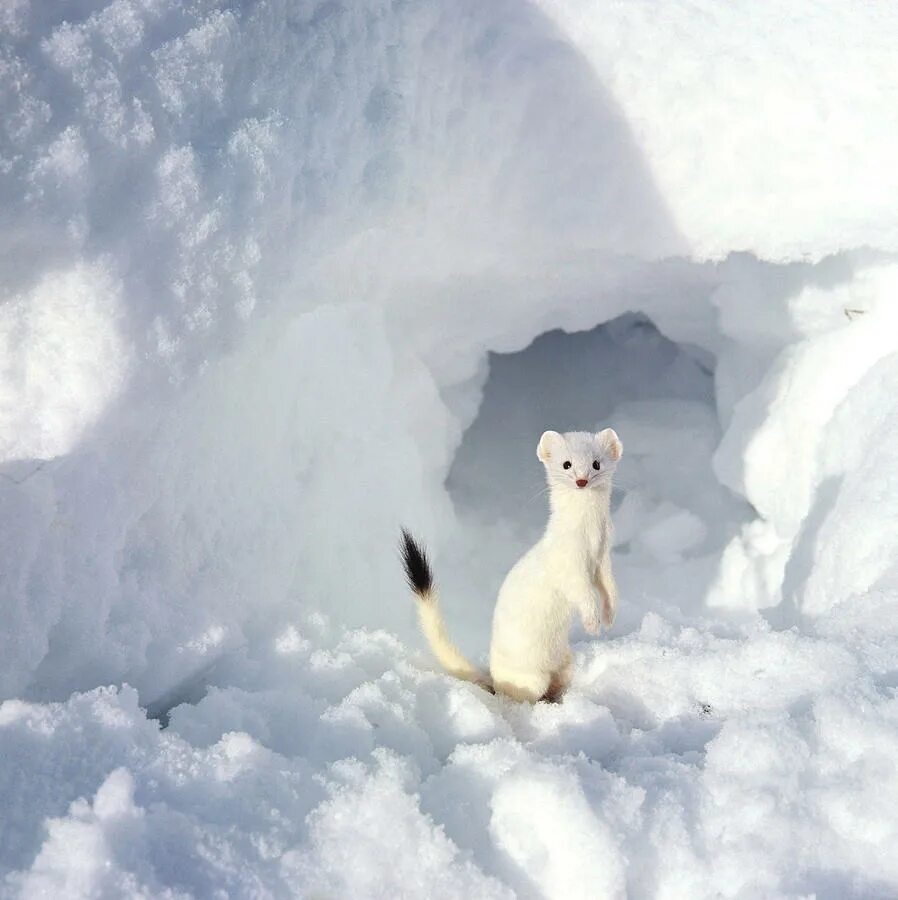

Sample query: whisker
[525,485,552,507]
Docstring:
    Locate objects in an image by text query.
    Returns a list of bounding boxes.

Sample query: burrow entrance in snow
[443,313,752,647]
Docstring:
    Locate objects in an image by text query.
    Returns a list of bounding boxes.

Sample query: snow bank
[2,0,898,895]
[710,263,898,614]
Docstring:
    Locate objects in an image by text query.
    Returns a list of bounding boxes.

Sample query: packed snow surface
[2,0,898,897]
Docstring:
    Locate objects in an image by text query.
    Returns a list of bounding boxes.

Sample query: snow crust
[2,0,898,896]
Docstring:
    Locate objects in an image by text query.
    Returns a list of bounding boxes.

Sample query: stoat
[401,428,622,703]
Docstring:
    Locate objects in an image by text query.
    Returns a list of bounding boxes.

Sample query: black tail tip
[400,529,433,596]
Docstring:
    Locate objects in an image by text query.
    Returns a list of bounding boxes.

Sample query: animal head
[536,429,622,492]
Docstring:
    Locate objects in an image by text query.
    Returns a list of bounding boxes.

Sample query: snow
[710,263,898,614]
[3,613,898,897]
[2,0,898,897]
[0,262,131,460]
[536,0,898,261]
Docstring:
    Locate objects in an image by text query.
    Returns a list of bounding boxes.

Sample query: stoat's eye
[562,460,572,470]
[593,460,601,471]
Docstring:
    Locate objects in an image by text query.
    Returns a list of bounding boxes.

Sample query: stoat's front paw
[600,597,617,630]
[582,608,601,636]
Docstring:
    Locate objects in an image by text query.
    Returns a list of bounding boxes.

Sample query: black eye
[593,460,601,470]
[562,461,572,470]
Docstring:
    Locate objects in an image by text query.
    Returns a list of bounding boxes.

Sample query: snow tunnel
[435,309,752,657]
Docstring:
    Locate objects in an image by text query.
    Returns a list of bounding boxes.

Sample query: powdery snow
[3,610,898,898]
[2,0,898,897]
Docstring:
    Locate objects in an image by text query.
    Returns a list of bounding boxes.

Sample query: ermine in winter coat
[401,427,622,703]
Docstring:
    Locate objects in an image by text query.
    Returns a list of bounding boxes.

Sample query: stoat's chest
[544,507,609,567]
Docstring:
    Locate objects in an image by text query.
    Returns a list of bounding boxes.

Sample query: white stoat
[401,428,622,703]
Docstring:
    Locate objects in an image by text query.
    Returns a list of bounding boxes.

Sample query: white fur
[489,429,622,701]
[410,428,622,703]
[416,593,487,685]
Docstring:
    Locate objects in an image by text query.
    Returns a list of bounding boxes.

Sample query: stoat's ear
[597,428,623,461]
[537,430,564,463]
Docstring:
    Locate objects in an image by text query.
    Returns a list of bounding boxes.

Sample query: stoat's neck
[544,484,611,552]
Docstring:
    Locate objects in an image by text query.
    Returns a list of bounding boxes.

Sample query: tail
[400,529,490,688]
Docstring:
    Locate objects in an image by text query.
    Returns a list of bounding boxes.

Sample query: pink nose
[576,479,588,488]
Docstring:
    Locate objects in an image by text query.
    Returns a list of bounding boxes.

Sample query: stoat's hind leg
[491,664,551,703]
[542,651,573,704]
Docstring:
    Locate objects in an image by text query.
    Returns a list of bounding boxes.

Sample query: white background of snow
[2,0,898,897]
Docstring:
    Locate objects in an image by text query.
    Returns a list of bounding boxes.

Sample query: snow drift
[2,0,898,896]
